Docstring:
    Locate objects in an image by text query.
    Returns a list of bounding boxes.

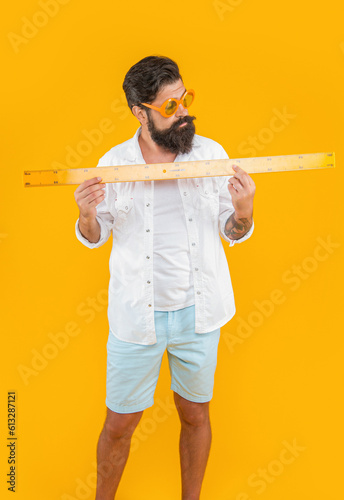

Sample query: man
[74,55,255,500]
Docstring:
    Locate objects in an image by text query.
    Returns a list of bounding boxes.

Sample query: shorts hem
[105,397,154,414]
[170,383,213,403]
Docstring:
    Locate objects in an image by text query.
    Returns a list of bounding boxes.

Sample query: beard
[147,113,196,155]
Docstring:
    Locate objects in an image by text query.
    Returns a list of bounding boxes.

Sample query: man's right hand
[74,176,105,220]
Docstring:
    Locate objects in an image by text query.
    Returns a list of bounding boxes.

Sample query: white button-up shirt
[75,126,254,345]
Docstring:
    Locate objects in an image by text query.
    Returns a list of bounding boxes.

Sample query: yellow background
[1,0,343,498]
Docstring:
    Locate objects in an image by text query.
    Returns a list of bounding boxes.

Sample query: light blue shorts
[105,305,221,414]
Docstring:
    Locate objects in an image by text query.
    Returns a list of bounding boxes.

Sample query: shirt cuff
[223,219,255,247]
[75,216,110,249]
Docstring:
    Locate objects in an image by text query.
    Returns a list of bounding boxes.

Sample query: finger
[75,176,103,194]
[84,187,106,204]
[89,192,106,206]
[228,183,239,198]
[231,167,250,189]
[228,178,243,191]
[232,165,251,189]
[79,183,106,201]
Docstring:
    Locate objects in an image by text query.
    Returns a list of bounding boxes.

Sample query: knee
[103,408,143,440]
[174,392,210,427]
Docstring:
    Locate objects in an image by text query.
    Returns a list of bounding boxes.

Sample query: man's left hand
[227,165,256,218]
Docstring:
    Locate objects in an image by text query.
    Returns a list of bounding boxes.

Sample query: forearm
[78,214,101,243]
[224,212,253,240]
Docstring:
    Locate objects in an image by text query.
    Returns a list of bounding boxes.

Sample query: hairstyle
[122,55,183,114]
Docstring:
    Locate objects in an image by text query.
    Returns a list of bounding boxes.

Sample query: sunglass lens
[183,92,194,108]
[165,100,177,116]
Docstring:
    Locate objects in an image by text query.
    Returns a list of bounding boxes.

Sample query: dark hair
[123,55,183,114]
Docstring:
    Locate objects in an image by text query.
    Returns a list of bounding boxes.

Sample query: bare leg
[174,392,212,500]
[95,407,143,500]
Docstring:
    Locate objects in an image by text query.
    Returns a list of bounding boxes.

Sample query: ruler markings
[23,152,335,187]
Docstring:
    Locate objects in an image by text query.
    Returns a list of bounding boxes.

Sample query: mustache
[172,115,196,130]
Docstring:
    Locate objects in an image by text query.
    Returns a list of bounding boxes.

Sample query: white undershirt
[153,179,195,311]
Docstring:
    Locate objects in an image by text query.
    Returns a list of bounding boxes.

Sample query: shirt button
[146,203,150,207]
[146,256,150,259]
[195,267,199,271]
[183,192,187,196]
[189,218,193,222]
[148,304,152,307]
[192,242,196,246]
[146,229,150,232]
[147,280,151,284]
[197,291,201,295]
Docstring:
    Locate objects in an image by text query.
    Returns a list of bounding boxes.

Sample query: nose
[175,102,188,118]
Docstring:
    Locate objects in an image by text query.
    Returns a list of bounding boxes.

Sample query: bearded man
[74,55,255,500]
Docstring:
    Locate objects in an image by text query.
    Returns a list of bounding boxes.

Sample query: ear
[132,105,149,125]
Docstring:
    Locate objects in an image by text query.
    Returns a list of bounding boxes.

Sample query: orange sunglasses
[141,89,195,118]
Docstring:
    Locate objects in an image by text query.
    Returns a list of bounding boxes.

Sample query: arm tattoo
[224,212,253,240]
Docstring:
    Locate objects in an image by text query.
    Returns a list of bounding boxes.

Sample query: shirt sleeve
[75,158,117,249]
[215,145,254,247]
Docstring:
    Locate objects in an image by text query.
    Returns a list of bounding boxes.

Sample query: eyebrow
[166,88,186,100]
[177,88,186,99]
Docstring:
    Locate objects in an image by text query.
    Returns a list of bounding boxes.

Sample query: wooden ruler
[23,152,335,187]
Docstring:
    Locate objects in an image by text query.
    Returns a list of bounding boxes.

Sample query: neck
[138,126,177,164]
